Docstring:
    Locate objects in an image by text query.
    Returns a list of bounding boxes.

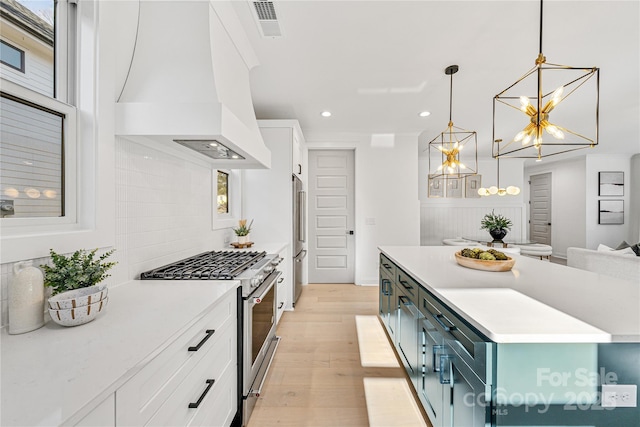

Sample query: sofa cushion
[567,247,640,282]
[615,241,640,256]
[598,244,636,256]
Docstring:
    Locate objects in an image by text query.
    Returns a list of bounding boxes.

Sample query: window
[0,93,64,218]
[0,40,25,72]
[1,0,76,225]
[213,169,241,230]
[217,170,229,214]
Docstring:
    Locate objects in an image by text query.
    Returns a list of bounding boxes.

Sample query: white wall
[585,154,634,249]
[524,153,638,255]
[306,133,420,285]
[419,157,527,245]
[631,154,640,243]
[524,156,587,258]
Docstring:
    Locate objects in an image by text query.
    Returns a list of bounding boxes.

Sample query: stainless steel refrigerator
[292,175,306,305]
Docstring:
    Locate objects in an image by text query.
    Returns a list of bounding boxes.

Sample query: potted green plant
[480,210,513,241]
[233,219,253,244]
[41,248,117,296]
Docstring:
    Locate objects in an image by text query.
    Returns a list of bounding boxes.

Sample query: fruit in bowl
[455,248,515,272]
[460,247,508,260]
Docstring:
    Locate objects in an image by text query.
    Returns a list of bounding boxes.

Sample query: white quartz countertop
[379,246,640,343]
[1,279,239,426]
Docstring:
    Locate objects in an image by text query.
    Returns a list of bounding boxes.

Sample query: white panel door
[308,150,355,283]
[530,173,552,245]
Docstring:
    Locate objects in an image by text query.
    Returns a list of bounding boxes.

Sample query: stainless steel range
[140,250,283,427]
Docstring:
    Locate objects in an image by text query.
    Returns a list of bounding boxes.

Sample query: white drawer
[143,323,236,426]
[116,291,235,426]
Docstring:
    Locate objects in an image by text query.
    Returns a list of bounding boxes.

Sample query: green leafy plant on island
[41,248,117,296]
[480,210,513,232]
[233,219,253,236]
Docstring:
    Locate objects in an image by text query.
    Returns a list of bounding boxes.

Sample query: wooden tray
[454,251,515,272]
[230,241,254,249]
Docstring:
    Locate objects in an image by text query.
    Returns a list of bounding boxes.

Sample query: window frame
[0,39,25,72]
[0,79,77,230]
[212,168,242,230]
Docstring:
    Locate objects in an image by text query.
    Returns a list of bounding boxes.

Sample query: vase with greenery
[480,210,513,241]
[41,248,117,296]
[233,219,253,243]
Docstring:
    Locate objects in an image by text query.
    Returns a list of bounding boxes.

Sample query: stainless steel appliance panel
[292,175,306,305]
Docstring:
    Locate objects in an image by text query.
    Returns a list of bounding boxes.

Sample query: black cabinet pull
[433,314,455,332]
[399,279,412,290]
[297,164,302,175]
[278,302,284,309]
[188,329,215,351]
[188,379,215,408]
[382,263,392,270]
[277,277,284,283]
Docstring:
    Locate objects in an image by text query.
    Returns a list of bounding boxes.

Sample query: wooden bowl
[454,251,515,272]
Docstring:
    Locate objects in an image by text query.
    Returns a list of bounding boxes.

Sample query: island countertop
[379,246,640,343]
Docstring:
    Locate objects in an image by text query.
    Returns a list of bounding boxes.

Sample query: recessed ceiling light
[321,111,332,117]
[419,111,431,117]
[209,142,218,147]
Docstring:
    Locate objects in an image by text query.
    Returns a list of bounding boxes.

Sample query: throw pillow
[597,244,636,256]
[614,240,640,256]
[616,241,631,250]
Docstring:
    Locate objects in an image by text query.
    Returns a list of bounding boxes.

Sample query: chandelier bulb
[488,186,499,195]
[497,188,507,196]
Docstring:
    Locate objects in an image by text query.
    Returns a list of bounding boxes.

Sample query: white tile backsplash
[0,137,228,327]
[113,137,227,282]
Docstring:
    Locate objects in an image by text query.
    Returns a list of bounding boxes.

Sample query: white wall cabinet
[244,120,306,316]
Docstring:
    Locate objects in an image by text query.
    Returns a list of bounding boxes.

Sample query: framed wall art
[446,178,463,198]
[465,175,481,198]
[428,176,445,198]
[599,171,624,196]
[598,200,624,225]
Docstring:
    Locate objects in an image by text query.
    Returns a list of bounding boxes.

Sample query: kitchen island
[379,246,639,427]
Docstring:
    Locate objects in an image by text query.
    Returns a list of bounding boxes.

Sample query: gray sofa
[567,247,640,282]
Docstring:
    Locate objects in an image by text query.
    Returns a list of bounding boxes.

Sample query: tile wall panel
[420,205,524,246]
[0,137,227,327]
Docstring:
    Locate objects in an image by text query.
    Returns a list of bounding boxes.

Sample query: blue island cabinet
[378,250,640,427]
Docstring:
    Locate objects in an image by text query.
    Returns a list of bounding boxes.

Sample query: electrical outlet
[223,231,231,245]
[601,384,637,408]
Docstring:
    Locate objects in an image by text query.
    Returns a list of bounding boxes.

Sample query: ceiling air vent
[251,1,282,37]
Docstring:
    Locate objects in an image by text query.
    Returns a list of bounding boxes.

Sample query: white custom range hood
[115,0,270,168]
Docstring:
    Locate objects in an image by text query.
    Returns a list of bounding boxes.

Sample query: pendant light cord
[539,0,544,55]
[448,72,453,123]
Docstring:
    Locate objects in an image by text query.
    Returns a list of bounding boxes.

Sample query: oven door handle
[249,271,281,306]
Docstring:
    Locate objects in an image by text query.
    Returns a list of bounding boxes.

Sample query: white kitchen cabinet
[292,131,302,177]
[244,120,306,314]
[116,288,237,427]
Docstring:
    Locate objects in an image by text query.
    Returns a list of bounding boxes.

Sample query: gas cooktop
[139,250,267,280]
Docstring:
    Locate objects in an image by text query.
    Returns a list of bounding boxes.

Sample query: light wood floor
[247,284,430,427]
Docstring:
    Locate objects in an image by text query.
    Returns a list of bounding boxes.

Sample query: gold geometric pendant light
[428,65,478,178]
[492,0,599,160]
